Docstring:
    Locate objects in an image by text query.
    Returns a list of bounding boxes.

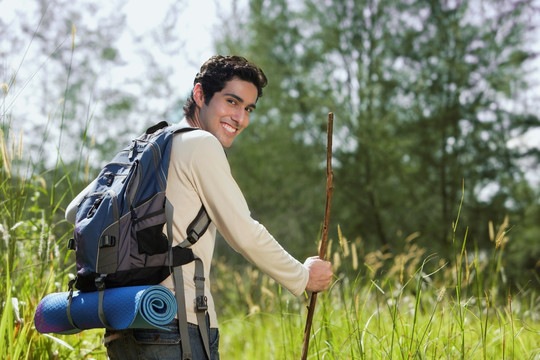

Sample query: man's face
[195,78,258,148]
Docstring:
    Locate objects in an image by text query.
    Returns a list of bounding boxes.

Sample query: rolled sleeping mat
[34,285,177,334]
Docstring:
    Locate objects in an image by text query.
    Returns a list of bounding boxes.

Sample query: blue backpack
[68,121,213,359]
[68,121,211,293]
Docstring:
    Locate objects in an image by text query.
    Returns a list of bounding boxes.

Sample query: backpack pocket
[135,214,168,255]
[132,192,169,257]
[74,190,120,291]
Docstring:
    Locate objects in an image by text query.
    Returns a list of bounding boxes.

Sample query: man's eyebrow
[224,93,257,109]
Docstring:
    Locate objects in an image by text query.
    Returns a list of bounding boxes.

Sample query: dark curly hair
[183,55,268,119]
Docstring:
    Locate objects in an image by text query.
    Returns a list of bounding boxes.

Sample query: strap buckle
[95,274,106,291]
[196,295,208,312]
[66,278,76,300]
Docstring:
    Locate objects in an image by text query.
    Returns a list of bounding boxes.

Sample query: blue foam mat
[34,285,177,334]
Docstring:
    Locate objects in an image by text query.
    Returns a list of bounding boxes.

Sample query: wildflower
[437,287,446,302]
[12,297,23,324]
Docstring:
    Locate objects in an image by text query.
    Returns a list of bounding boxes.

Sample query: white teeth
[222,122,237,134]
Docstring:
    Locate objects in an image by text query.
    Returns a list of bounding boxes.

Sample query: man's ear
[193,83,205,107]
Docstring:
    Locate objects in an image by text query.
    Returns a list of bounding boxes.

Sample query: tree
[393,0,540,250]
[215,0,540,266]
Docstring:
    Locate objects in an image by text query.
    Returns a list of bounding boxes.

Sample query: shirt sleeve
[184,133,309,296]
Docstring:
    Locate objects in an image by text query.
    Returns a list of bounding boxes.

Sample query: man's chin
[217,137,234,148]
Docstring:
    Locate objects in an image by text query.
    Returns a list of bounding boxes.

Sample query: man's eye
[245,107,253,113]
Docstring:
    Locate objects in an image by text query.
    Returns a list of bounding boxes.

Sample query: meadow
[0,122,539,359]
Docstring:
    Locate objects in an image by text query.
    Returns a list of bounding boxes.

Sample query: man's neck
[186,112,202,129]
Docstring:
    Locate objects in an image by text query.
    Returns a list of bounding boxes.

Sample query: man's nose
[232,108,248,126]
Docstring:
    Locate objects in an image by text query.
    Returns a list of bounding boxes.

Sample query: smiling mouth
[221,122,237,134]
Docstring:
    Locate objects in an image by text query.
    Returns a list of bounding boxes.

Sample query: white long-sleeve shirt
[66,120,309,328]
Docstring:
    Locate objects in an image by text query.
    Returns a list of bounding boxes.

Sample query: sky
[119,0,220,94]
[0,0,229,95]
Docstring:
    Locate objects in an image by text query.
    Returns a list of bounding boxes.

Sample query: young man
[67,55,333,359]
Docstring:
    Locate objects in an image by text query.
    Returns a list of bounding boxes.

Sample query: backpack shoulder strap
[163,123,211,248]
[144,120,197,136]
[145,120,169,134]
[166,199,211,360]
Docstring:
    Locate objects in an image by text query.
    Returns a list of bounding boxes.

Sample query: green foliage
[0,122,104,358]
[213,219,540,359]
[215,0,540,283]
[1,100,539,359]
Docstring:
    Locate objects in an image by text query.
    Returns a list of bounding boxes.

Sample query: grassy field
[213,230,540,359]
[1,120,539,359]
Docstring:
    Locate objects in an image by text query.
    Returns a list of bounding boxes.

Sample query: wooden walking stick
[301,112,334,360]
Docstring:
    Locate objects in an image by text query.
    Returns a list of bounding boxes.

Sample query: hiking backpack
[67,121,212,359]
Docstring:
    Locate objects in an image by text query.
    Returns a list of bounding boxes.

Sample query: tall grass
[2,129,540,360]
[1,27,106,356]
[213,219,540,359]
[0,112,105,359]
[1,113,539,358]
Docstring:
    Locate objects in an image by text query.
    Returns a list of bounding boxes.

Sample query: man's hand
[304,256,333,293]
